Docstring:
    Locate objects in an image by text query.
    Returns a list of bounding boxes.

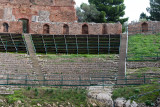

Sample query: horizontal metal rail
[0,74,158,87]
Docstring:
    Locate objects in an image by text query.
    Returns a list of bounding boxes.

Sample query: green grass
[127,67,160,75]
[3,88,89,107]
[38,54,118,60]
[112,83,160,106]
[128,34,160,60]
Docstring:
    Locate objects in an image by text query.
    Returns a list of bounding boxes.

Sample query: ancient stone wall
[0,21,122,34]
[128,21,160,35]
[29,22,122,35]
[0,1,76,23]
[0,0,75,6]
[0,0,122,35]
[0,21,22,33]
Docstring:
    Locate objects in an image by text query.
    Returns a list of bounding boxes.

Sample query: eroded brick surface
[0,0,122,34]
[128,21,160,35]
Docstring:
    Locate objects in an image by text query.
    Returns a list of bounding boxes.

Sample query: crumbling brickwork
[0,0,122,35]
[29,22,122,35]
[128,21,160,35]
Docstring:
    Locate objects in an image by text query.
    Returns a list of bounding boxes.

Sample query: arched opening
[142,22,148,32]
[82,24,88,34]
[3,23,9,32]
[19,18,29,33]
[43,24,50,34]
[63,24,69,34]
[103,24,107,34]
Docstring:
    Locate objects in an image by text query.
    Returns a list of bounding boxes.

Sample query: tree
[140,12,148,19]
[139,12,150,21]
[76,3,106,22]
[88,0,128,24]
[147,0,160,21]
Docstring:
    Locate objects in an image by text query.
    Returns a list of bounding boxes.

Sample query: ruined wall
[0,21,22,33]
[128,21,160,35]
[0,21,122,35]
[29,22,122,35]
[0,0,76,23]
[0,0,122,35]
[0,0,75,6]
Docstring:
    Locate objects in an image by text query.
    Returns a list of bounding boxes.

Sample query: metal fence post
[125,76,127,84]
[61,76,63,86]
[43,75,46,86]
[7,74,9,85]
[144,74,146,84]
[25,75,28,85]
[79,76,81,86]
[102,77,104,88]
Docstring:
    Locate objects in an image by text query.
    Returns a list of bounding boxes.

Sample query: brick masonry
[0,0,122,35]
[128,21,160,35]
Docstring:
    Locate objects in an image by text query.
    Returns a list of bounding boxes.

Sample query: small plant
[134,89,140,93]
[145,100,155,106]
[34,88,39,96]
[26,87,31,91]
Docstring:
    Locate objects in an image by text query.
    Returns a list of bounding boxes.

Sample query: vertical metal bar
[64,35,68,54]
[125,76,127,84]
[41,35,47,54]
[108,34,110,54]
[53,35,57,54]
[87,35,89,54]
[43,75,46,86]
[7,74,9,85]
[25,75,28,85]
[75,35,78,55]
[61,75,63,86]
[6,41,7,52]
[79,76,81,86]
[89,77,91,86]
[10,33,18,53]
[98,35,100,55]
[0,36,7,52]
[144,74,146,84]
[102,77,104,88]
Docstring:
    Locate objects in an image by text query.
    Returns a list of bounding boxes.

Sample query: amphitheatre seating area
[0,33,27,53]
[0,33,159,86]
[31,34,120,54]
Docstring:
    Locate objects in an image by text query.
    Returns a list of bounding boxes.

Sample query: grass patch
[128,34,160,60]
[3,88,88,107]
[112,83,160,106]
[127,67,160,75]
[38,54,118,60]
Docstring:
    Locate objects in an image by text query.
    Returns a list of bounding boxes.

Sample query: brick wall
[128,21,160,35]
[0,1,76,22]
[0,21,22,33]
[0,1,122,35]
[29,22,122,35]
[1,0,75,6]
[0,21,122,35]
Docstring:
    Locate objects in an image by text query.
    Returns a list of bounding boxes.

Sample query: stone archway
[3,23,9,32]
[43,24,50,34]
[63,24,69,34]
[142,22,148,32]
[19,18,29,33]
[82,24,88,34]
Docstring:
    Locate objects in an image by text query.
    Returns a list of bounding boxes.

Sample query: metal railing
[0,73,159,87]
